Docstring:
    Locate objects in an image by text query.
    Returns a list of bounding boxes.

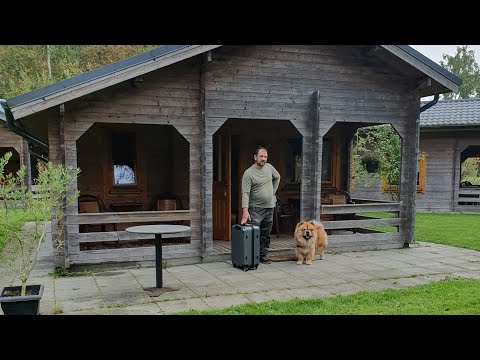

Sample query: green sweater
[242,163,281,209]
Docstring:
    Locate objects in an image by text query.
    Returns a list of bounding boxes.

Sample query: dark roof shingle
[420,98,480,128]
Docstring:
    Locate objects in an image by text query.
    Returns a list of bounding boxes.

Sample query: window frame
[110,131,139,190]
[382,152,426,194]
[321,136,336,186]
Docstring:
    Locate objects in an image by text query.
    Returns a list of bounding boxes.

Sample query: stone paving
[1,240,480,315]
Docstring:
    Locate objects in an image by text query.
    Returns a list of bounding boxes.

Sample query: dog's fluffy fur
[294,220,328,265]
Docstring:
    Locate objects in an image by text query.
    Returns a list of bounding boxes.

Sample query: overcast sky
[409,45,480,65]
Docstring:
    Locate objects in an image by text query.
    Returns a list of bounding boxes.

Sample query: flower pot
[365,162,378,173]
[0,284,44,315]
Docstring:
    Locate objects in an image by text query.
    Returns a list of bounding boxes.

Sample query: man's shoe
[259,257,271,264]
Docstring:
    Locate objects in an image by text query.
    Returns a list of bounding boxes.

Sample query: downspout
[419,94,439,113]
[417,93,439,212]
[0,99,48,151]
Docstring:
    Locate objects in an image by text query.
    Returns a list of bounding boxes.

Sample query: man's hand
[240,208,250,224]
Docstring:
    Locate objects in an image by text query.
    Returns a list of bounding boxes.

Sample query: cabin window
[284,136,334,188]
[284,138,302,191]
[0,147,21,177]
[460,145,480,187]
[111,132,137,186]
[321,138,333,184]
[382,153,426,193]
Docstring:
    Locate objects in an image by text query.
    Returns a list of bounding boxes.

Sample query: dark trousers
[248,207,274,258]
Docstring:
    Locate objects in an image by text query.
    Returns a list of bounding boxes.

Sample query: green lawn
[177,278,480,315]
[414,212,480,251]
[358,212,480,251]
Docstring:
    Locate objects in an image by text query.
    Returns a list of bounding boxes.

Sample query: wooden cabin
[0,107,30,184]
[353,98,480,212]
[1,45,460,268]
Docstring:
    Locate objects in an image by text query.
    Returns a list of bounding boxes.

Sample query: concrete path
[1,239,480,315]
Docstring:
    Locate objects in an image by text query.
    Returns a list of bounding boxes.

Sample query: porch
[66,198,402,266]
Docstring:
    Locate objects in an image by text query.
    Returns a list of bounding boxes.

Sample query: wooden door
[213,133,231,240]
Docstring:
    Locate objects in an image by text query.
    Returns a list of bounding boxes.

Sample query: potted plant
[0,152,79,315]
[361,152,381,173]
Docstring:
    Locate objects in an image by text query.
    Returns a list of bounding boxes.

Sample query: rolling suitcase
[231,224,260,271]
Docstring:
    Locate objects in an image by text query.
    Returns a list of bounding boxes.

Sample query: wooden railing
[321,201,401,230]
[457,188,480,211]
[320,200,403,248]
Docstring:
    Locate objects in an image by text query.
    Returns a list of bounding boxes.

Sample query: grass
[48,267,93,278]
[356,212,480,250]
[177,278,480,315]
[357,211,397,233]
[414,212,480,251]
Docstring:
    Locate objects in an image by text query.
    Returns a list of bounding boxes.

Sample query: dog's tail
[310,220,328,249]
[310,220,324,231]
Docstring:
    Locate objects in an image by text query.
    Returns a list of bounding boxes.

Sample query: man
[241,146,281,264]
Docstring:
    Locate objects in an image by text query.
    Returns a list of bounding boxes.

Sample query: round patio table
[126,224,190,296]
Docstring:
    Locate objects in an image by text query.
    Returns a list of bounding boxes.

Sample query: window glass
[112,133,136,185]
[322,138,332,182]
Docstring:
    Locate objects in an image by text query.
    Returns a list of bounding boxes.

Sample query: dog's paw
[296,260,303,265]
[306,260,313,265]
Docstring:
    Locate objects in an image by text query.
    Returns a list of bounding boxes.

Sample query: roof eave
[420,125,480,131]
[8,45,222,120]
[380,45,461,96]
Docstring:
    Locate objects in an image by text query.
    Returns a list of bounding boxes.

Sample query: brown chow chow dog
[294,220,328,265]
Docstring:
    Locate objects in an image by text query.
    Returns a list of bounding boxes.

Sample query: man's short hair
[255,146,269,156]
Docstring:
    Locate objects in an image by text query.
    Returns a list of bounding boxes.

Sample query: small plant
[53,302,64,314]
[0,151,80,297]
[48,267,93,278]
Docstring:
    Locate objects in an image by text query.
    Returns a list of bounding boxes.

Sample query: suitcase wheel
[243,267,249,272]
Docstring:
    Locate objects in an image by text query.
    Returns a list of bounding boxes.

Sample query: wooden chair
[150,193,185,227]
[322,189,356,233]
[78,194,109,232]
[150,193,183,211]
[322,188,354,205]
[273,196,296,238]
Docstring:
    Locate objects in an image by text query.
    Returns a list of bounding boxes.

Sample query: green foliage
[0,151,80,296]
[352,124,402,200]
[440,45,480,99]
[0,45,159,99]
[461,157,480,185]
[177,278,480,315]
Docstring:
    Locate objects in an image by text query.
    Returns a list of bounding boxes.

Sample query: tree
[0,45,159,99]
[0,152,79,296]
[353,125,401,201]
[440,45,480,99]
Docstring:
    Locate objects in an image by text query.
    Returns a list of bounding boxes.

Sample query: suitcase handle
[233,223,252,230]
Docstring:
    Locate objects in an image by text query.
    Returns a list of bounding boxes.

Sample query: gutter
[419,94,439,113]
[0,99,48,156]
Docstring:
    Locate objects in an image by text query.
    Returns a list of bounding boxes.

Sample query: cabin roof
[3,45,461,120]
[421,98,480,128]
